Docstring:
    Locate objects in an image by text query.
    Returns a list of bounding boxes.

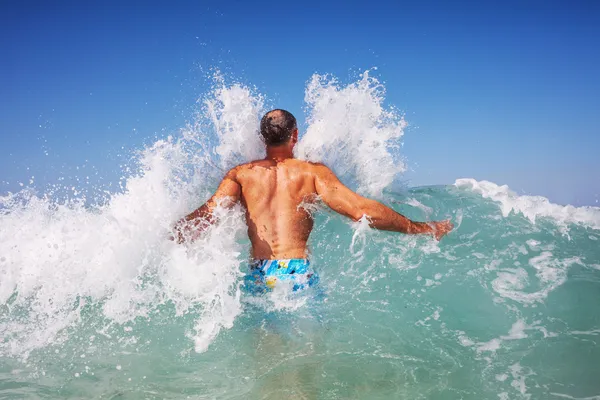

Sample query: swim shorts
[244,258,319,294]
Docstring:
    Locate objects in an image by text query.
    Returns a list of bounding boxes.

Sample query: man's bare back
[173,109,453,260]
[234,158,317,259]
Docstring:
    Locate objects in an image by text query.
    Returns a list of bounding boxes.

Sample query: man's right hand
[432,220,453,241]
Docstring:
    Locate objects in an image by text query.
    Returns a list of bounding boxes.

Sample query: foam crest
[455,178,600,230]
[297,70,407,196]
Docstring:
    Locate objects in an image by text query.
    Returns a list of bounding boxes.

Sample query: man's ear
[292,128,299,144]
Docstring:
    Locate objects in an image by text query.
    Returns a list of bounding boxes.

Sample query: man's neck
[265,146,294,161]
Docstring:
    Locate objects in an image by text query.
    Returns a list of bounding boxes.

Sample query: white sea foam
[549,393,600,400]
[455,178,600,230]
[0,76,262,359]
[491,252,582,305]
[461,319,556,354]
[507,363,533,398]
[404,198,433,216]
[0,71,409,359]
[297,70,407,197]
[204,77,266,170]
[0,138,248,359]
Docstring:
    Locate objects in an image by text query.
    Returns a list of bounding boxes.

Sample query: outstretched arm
[172,168,241,243]
[314,164,452,240]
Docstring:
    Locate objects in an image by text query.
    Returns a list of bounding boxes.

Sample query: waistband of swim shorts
[251,258,310,264]
[249,258,311,273]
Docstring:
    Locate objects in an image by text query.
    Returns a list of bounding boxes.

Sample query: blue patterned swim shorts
[244,258,319,294]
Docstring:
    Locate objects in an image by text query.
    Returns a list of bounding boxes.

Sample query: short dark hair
[260,109,297,146]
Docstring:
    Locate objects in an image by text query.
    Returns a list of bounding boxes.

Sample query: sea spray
[0,70,410,360]
[1,72,600,399]
[297,69,407,197]
[0,75,267,360]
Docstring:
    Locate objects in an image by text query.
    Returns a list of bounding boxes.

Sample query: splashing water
[1,72,600,399]
[298,69,407,197]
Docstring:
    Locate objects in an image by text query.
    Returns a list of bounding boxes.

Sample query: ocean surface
[1,72,599,399]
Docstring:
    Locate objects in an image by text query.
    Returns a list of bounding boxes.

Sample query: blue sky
[1,0,599,206]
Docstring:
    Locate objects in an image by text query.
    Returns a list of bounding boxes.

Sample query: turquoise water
[1,73,600,399]
[2,185,600,399]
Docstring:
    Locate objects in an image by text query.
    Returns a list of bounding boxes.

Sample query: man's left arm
[172,168,241,243]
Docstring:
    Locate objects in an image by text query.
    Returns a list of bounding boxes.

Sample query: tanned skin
[173,126,453,259]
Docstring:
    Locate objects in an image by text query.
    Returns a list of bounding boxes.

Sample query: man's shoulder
[232,159,330,175]
[286,158,315,167]
[283,159,334,176]
[227,160,270,179]
[234,159,271,170]
[279,158,325,168]
[299,160,330,173]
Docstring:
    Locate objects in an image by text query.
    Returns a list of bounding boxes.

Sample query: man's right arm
[313,164,452,240]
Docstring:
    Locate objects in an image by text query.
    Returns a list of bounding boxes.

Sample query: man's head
[260,109,297,147]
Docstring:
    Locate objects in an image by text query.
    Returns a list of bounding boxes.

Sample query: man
[174,109,453,293]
